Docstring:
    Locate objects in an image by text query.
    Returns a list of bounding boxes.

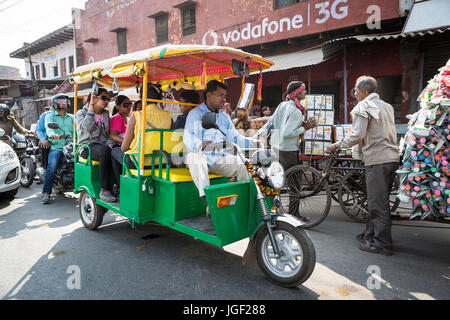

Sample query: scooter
[10,131,36,188]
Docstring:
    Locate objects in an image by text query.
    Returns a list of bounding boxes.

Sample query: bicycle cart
[280,153,401,227]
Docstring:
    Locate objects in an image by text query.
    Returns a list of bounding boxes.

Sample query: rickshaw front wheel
[78,190,106,230]
[255,221,316,288]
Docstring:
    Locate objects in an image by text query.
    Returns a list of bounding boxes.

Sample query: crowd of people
[2,74,399,256]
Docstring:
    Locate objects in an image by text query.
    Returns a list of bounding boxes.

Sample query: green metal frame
[74,128,271,247]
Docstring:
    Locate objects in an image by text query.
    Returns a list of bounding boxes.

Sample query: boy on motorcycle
[41,94,74,204]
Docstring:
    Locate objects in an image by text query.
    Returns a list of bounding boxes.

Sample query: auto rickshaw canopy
[69,44,274,90]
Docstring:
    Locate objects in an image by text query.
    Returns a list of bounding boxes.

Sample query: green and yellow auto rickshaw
[69,45,316,287]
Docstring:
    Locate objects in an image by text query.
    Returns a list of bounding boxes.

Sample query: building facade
[74,0,450,123]
[10,24,77,81]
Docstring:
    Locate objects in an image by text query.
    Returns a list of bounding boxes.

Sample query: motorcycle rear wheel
[256,221,316,287]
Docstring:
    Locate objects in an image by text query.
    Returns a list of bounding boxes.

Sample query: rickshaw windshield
[69,44,274,171]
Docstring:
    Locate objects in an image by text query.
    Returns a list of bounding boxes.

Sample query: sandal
[356,233,368,244]
[359,241,392,256]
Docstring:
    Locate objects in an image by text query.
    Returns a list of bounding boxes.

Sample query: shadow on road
[2,188,319,299]
[0,186,77,240]
[304,204,450,300]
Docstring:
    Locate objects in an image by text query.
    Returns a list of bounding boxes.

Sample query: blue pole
[343,45,348,124]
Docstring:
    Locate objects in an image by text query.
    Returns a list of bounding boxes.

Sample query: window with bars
[155,14,169,43]
[116,30,127,55]
[274,0,306,10]
[182,5,196,36]
[41,63,46,78]
[60,58,67,77]
[35,65,40,80]
[68,56,74,73]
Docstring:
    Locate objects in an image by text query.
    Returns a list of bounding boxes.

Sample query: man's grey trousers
[364,161,399,249]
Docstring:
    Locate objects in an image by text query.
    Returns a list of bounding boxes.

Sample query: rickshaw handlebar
[204,141,265,165]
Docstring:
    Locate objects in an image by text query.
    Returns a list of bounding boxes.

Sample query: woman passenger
[75,88,117,202]
[109,95,132,196]
[121,85,173,170]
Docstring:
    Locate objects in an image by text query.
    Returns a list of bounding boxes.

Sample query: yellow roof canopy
[70,44,274,90]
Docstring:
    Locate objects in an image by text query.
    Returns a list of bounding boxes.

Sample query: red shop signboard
[201,0,400,47]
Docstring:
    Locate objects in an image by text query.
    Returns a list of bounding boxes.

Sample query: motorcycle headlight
[17,142,27,149]
[266,161,284,189]
[0,144,17,162]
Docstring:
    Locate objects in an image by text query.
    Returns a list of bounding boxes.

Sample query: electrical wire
[0,0,83,32]
[0,0,24,14]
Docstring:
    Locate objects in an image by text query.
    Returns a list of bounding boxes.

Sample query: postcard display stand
[396,60,450,220]
[334,125,353,156]
[302,94,334,155]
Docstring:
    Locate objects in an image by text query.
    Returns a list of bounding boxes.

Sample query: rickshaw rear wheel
[255,221,316,288]
[78,190,106,230]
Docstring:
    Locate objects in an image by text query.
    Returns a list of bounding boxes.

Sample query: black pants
[111,149,153,186]
[279,150,301,216]
[81,142,113,191]
[111,146,124,186]
[364,162,399,250]
[39,146,50,170]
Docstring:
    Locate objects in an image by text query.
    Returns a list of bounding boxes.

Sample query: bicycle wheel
[280,165,332,228]
[339,170,401,223]
[390,175,400,213]
[338,169,368,223]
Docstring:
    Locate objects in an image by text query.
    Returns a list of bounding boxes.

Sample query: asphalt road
[0,184,449,300]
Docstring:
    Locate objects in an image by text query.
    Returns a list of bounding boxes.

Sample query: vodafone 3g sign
[202,0,349,46]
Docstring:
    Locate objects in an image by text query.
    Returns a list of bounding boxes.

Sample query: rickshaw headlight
[267,161,284,189]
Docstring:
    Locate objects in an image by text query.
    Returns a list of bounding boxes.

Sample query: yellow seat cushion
[78,157,100,166]
[128,167,223,182]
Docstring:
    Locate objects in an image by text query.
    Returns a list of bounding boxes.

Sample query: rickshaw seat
[126,130,223,181]
[77,157,100,166]
[128,167,223,182]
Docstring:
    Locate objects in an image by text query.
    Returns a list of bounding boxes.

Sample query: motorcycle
[46,123,74,194]
[10,131,37,188]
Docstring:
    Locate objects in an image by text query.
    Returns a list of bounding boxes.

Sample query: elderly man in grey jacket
[75,88,116,202]
[326,76,400,255]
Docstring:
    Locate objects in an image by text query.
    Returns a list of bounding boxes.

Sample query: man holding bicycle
[326,76,400,255]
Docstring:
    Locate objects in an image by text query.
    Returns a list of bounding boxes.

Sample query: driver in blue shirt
[183,80,259,215]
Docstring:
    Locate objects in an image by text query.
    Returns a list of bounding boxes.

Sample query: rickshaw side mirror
[201,112,219,130]
[232,59,249,78]
[47,123,60,130]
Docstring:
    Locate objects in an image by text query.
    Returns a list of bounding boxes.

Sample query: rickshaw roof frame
[69,44,274,89]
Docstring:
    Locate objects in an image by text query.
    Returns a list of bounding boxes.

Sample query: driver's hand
[7,114,14,120]
[50,134,60,140]
[252,138,264,149]
[41,139,50,149]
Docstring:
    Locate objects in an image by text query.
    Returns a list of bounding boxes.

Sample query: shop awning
[9,25,74,59]
[258,48,324,74]
[322,27,450,60]
[403,0,450,33]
